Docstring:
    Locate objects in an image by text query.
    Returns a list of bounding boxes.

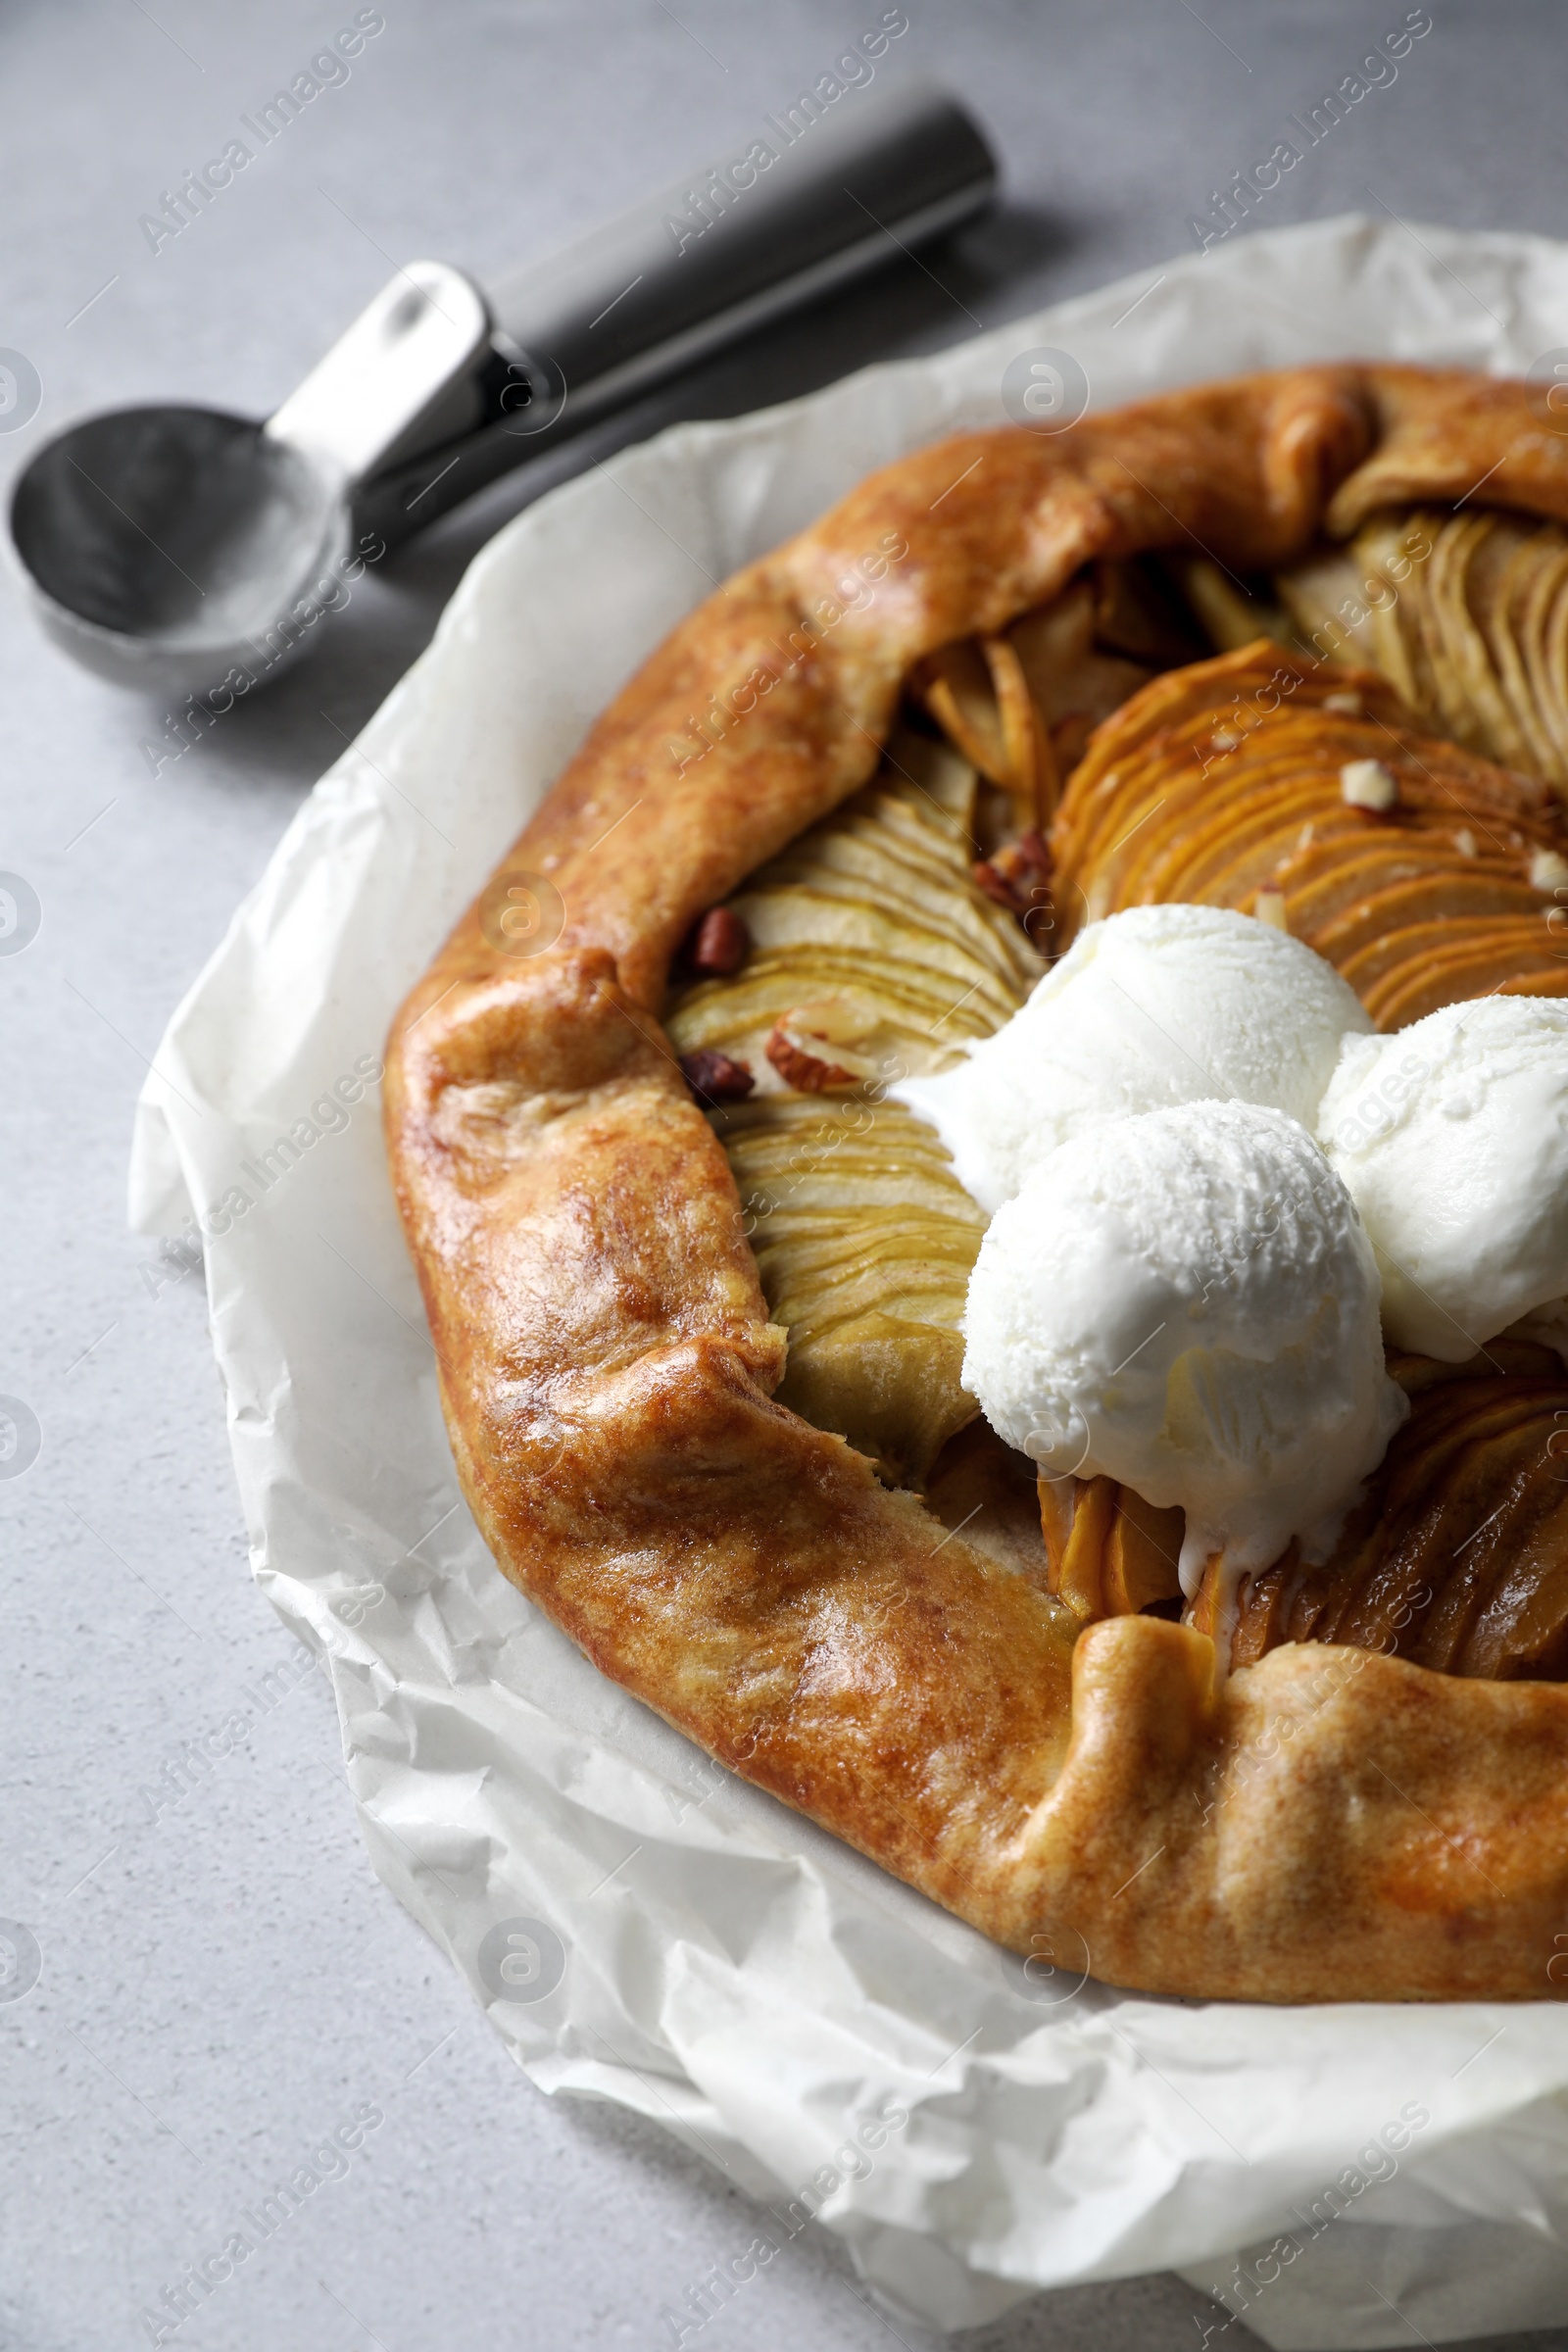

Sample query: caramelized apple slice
[1039,1474,1184,1624]
[1340,913,1553,997]
[924,1419,1052,1585]
[1152,781,1348,906]
[1407,1412,1556,1674]
[1278,835,1500,931]
[1189,1359,1568,1682]
[1365,926,1568,1027]
[1304,866,1541,962]
[1462,1449,1568,1680]
[1050,1475,1119,1621]
[1226,1549,1306,1670]
[1102,1488,1185,1614]
[1060,640,1411,811]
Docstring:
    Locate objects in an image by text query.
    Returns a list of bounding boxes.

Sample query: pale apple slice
[664,737,1026,1491]
[753,842,1041,993]
[1353,513,1443,714]
[1392,510,1466,738]
[1432,513,1533,762]
[1005,583,1152,801]
[738,1111,975,1174]
[1160,554,1296,653]
[1305,507,1568,786]
[1526,556,1568,770]
[769,1312,974,1491]
[671,946,1016,1062]
[732,884,1023,998]
[913,634,1055,830]
[1474,522,1565,780]
[1274,541,1374,664]
[881,723,980,828]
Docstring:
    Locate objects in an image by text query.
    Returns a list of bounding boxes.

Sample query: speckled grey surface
[5,6,1568,2349]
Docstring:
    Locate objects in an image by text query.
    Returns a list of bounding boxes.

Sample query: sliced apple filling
[1278,507,1568,786]
[913,512,1568,813]
[665,533,1568,1680]
[665,731,1039,1486]
[1048,1344,1568,1683]
[1045,639,1568,1024]
[719,1096,988,1485]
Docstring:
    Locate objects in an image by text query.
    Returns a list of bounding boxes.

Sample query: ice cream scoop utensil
[8,81,995,699]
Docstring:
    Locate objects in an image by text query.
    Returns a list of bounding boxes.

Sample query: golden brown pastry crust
[385,367,1568,2002]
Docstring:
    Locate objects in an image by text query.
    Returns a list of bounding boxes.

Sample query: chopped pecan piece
[679,1049,755,1105]
[972,858,1022,911]
[999,827,1052,886]
[973,830,1054,926]
[679,906,750,976]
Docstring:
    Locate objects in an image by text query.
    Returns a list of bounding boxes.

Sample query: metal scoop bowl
[12,406,349,697]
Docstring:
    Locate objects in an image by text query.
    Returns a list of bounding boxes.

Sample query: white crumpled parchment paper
[129,215,1568,2350]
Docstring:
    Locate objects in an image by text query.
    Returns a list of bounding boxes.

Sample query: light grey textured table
[5,6,1568,2349]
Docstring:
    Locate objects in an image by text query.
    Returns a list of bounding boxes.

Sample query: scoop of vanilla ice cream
[962,1100,1405,1592]
[893,905,1372,1213]
[1317,997,1568,1361]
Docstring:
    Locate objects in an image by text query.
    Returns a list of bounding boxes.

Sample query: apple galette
[388,368,1568,2000]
